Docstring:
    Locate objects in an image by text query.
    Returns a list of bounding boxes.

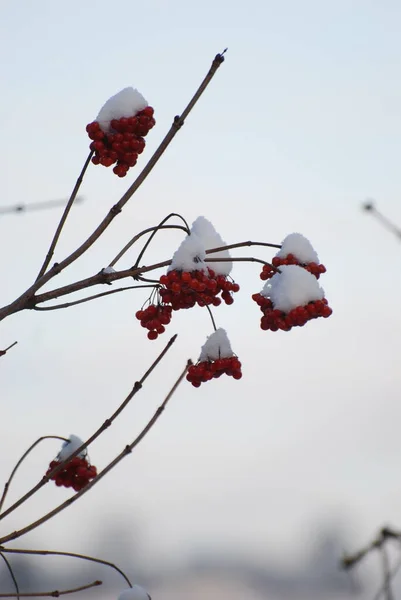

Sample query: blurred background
[1,1,401,598]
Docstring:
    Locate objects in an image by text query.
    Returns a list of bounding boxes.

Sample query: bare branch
[0,336,177,523]
[132,213,190,270]
[32,285,156,311]
[0,342,18,358]
[36,152,93,281]
[109,221,189,269]
[0,553,19,599]
[0,580,102,597]
[1,548,131,587]
[0,197,84,216]
[0,359,191,544]
[0,436,69,514]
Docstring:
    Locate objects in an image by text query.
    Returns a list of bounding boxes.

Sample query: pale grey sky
[1,0,401,586]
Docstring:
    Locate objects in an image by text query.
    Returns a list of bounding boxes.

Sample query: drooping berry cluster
[135,303,172,340]
[186,356,242,387]
[260,254,326,280]
[86,107,155,177]
[46,456,97,492]
[252,293,332,331]
[159,268,240,310]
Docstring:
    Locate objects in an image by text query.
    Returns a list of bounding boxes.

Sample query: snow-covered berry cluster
[187,329,242,387]
[46,435,97,492]
[253,263,332,332]
[260,233,326,280]
[135,303,172,340]
[86,88,155,177]
[159,268,239,310]
[46,456,97,492]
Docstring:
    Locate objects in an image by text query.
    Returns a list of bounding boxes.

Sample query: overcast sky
[1,0,401,586]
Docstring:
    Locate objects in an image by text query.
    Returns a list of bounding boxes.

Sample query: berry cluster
[260,254,326,280]
[86,107,155,177]
[252,293,332,331]
[46,456,97,492]
[135,303,172,340]
[159,268,240,310]
[186,356,242,387]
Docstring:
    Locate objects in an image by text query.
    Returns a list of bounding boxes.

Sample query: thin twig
[0,336,177,523]
[1,548,131,587]
[0,580,101,597]
[205,240,281,253]
[0,553,19,599]
[132,213,190,270]
[31,285,156,311]
[0,342,18,357]
[362,201,401,240]
[0,436,69,514]
[373,552,401,600]
[0,360,191,544]
[109,222,189,269]
[0,197,84,216]
[380,543,395,600]
[36,152,93,281]
[0,51,226,323]
[205,305,217,331]
[206,256,272,267]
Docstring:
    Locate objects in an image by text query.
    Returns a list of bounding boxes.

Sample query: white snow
[276,233,319,264]
[261,264,324,312]
[118,585,150,600]
[168,233,206,272]
[199,328,234,361]
[191,216,232,275]
[96,87,148,132]
[101,267,116,274]
[57,435,86,461]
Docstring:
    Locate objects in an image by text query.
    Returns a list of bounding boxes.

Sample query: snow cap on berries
[96,87,148,132]
[262,264,324,313]
[191,216,232,276]
[199,328,234,361]
[57,435,86,461]
[168,233,206,272]
[118,585,151,600]
[276,233,319,264]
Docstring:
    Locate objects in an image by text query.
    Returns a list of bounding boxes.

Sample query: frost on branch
[187,328,242,387]
[191,216,232,275]
[86,86,155,177]
[95,88,148,132]
[253,265,332,331]
[260,233,326,280]
[168,233,206,273]
[58,435,86,461]
[118,585,151,600]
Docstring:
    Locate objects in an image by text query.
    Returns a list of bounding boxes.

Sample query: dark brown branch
[36,152,93,281]
[0,359,191,544]
[342,527,401,570]
[205,240,281,253]
[0,336,177,523]
[0,51,225,323]
[0,580,101,597]
[0,436,69,514]
[109,222,189,269]
[0,342,18,358]
[0,553,19,599]
[1,548,131,587]
[32,285,156,311]
[132,213,190,270]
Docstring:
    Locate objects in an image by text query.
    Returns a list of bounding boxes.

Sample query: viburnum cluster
[187,328,242,387]
[86,88,155,177]
[260,233,326,280]
[253,234,332,332]
[135,303,173,340]
[46,435,97,492]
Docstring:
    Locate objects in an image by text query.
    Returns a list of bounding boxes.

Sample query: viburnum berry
[260,233,326,280]
[253,265,332,331]
[159,268,239,311]
[46,435,97,492]
[86,88,155,177]
[135,303,172,340]
[187,328,242,387]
